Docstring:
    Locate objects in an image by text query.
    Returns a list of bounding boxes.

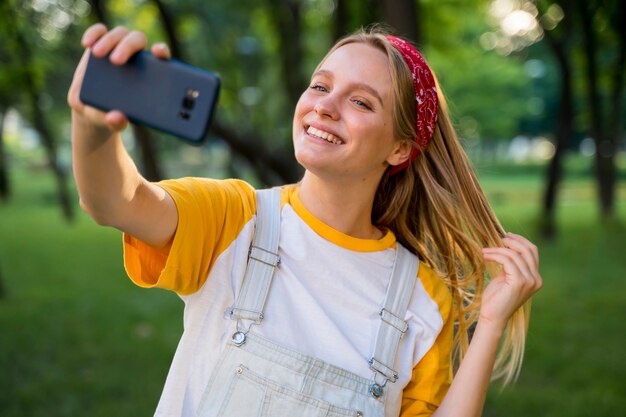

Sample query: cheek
[293,93,310,125]
[293,92,316,139]
[353,116,392,143]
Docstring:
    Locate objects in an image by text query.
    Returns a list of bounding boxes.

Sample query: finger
[90,26,130,58]
[482,248,531,281]
[68,49,92,110]
[109,30,149,65]
[483,249,542,291]
[151,42,172,60]
[483,251,538,293]
[81,23,108,48]
[104,110,129,132]
[504,233,539,267]
[502,236,539,270]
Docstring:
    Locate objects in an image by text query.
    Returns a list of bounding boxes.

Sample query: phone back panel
[80,52,220,143]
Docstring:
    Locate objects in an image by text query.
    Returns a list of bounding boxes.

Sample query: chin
[294,150,315,172]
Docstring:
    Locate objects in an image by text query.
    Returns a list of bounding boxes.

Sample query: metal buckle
[249,245,281,267]
[368,357,399,383]
[379,308,409,334]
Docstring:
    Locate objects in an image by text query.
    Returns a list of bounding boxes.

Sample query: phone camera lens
[186,88,200,98]
[179,111,191,120]
[182,97,195,110]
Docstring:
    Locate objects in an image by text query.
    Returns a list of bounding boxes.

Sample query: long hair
[325,28,531,385]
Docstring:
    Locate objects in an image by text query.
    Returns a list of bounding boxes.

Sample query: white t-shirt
[123,178,453,417]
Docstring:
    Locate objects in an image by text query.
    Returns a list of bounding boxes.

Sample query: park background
[0,0,624,416]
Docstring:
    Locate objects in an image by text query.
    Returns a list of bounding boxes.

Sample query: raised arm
[432,233,542,417]
[68,24,177,247]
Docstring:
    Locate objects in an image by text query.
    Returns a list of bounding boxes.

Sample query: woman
[68,23,541,417]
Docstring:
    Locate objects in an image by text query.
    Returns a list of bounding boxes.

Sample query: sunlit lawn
[478,163,626,417]
[0,158,624,416]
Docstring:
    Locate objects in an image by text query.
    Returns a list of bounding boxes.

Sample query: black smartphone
[80,51,220,144]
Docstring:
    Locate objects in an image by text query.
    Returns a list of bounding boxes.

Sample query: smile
[307,126,342,144]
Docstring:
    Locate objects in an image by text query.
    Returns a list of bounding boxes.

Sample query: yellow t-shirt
[124,178,453,417]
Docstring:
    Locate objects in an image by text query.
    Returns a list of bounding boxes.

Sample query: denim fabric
[196,333,382,417]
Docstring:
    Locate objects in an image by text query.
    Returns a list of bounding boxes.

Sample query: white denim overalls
[196,189,419,417]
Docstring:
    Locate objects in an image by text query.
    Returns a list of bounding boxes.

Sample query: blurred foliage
[421,0,532,141]
[0,0,554,177]
[0,0,623,176]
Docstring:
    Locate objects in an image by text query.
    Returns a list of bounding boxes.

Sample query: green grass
[480,167,626,417]
[0,161,625,416]
[0,170,182,416]
[484,219,626,416]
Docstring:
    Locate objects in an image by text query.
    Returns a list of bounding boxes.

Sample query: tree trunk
[542,66,573,240]
[89,0,108,23]
[155,0,302,184]
[8,10,74,221]
[332,0,349,42]
[607,0,626,204]
[539,1,575,239]
[28,92,75,220]
[0,260,5,299]
[579,1,615,217]
[132,125,163,182]
[211,122,302,185]
[266,0,305,111]
[152,0,183,60]
[381,0,419,43]
[0,107,10,202]
[414,0,423,44]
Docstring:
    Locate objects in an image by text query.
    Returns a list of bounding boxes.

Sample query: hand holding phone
[79,51,220,144]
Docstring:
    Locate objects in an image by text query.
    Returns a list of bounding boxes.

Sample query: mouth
[306,125,343,145]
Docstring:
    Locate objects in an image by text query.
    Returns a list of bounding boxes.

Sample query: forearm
[71,111,143,226]
[67,25,179,246]
[432,319,504,417]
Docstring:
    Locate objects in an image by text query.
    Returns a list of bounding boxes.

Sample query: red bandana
[385,36,438,175]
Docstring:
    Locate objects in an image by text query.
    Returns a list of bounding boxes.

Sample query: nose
[314,95,339,120]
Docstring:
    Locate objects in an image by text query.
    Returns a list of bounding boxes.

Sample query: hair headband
[385,35,438,175]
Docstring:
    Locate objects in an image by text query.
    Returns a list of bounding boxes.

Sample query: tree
[0,107,9,202]
[488,0,625,236]
[0,260,5,299]
[0,2,22,203]
[537,0,576,239]
[381,0,420,43]
[540,0,626,223]
[0,0,75,221]
[577,0,625,218]
[264,0,306,111]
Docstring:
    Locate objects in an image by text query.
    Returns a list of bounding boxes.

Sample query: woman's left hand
[480,232,542,330]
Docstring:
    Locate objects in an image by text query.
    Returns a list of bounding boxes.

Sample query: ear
[386,140,413,167]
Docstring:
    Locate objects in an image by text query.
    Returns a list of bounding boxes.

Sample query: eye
[353,99,372,110]
[310,83,328,93]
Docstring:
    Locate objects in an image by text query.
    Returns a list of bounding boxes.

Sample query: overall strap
[368,244,419,396]
[225,188,281,325]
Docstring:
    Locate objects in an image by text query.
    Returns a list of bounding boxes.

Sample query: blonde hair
[325,28,531,385]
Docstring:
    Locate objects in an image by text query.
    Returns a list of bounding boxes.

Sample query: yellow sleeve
[400,265,454,416]
[123,177,256,295]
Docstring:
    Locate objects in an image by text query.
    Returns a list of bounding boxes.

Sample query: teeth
[307,126,341,144]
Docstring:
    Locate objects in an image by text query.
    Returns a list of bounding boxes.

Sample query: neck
[298,171,383,240]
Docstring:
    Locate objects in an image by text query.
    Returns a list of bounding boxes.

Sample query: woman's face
[292,42,409,182]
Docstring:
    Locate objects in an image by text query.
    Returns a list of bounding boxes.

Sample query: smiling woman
[67,23,541,417]
[293,42,401,195]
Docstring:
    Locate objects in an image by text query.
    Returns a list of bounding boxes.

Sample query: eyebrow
[312,69,385,107]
